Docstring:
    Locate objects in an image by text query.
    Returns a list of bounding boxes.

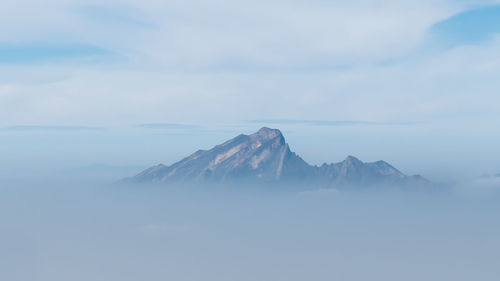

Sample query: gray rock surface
[124,127,428,187]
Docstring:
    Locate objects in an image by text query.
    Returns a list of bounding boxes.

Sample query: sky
[1,0,500,182]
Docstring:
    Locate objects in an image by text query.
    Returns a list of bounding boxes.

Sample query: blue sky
[1,0,500,181]
[431,4,500,46]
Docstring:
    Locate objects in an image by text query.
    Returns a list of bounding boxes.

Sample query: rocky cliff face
[125,127,428,187]
[132,127,312,183]
[316,156,408,185]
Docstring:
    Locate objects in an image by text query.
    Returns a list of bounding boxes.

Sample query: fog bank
[1,180,499,281]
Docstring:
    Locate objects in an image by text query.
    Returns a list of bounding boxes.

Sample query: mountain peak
[248,127,285,148]
[255,127,283,139]
[125,128,429,188]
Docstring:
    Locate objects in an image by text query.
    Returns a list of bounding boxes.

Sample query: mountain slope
[131,127,313,183]
[124,127,428,187]
[316,156,427,186]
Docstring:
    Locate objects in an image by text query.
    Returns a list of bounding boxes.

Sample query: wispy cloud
[249,119,419,126]
[74,5,156,28]
[0,0,456,69]
[1,125,103,132]
[0,1,495,130]
[137,123,200,129]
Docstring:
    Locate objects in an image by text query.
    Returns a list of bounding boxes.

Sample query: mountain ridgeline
[124,127,429,188]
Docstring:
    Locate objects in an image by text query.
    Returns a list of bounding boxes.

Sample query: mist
[1,174,500,281]
[2,127,499,280]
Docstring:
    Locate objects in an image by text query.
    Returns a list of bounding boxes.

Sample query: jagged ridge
[125,127,428,187]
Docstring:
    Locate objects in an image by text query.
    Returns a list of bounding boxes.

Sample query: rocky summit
[124,127,429,188]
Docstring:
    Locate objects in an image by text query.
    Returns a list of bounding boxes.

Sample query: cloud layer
[1,0,500,127]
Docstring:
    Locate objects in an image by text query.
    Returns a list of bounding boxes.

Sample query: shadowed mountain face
[126,127,428,187]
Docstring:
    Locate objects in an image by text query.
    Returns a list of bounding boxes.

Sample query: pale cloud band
[137,123,200,129]
[249,119,421,126]
[0,0,500,128]
[0,125,103,131]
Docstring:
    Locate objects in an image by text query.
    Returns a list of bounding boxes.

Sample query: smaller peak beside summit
[344,155,363,164]
[372,160,394,168]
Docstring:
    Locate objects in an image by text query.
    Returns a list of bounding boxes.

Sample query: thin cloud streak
[249,119,421,126]
[73,5,157,28]
[137,123,200,129]
[1,125,104,132]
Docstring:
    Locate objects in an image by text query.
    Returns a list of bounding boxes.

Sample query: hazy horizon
[1,124,499,184]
